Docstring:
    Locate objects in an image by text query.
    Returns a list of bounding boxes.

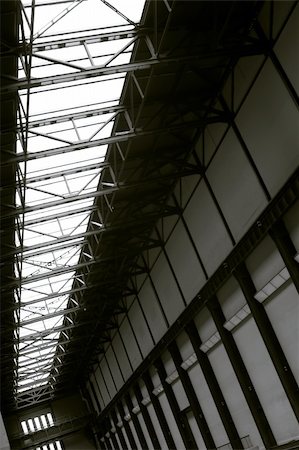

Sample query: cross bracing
[1,0,268,412]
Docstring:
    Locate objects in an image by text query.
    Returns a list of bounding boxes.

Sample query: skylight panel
[15,0,146,400]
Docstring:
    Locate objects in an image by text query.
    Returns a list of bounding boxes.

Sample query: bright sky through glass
[15,0,145,396]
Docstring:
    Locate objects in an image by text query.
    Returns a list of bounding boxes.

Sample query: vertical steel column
[154,357,198,450]
[143,371,177,450]
[133,383,161,450]
[111,409,128,450]
[269,220,299,294]
[234,262,299,420]
[185,321,244,450]
[117,401,137,450]
[207,296,277,449]
[168,340,216,449]
[124,392,148,449]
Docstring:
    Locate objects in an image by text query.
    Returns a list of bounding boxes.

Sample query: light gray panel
[187,410,207,450]
[187,363,229,448]
[94,367,110,406]
[176,330,194,362]
[274,4,299,95]
[158,392,186,450]
[119,317,142,370]
[265,282,299,384]
[136,412,153,449]
[224,55,264,112]
[106,346,124,391]
[128,419,142,450]
[119,319,142,371]
[246,235,285,290]
[121,426,132,450]
[202,122,229,167]
[217,276,247,320]
[112,332,132,381]
[161,351,176,376]
[138,279,168,343]
[146,403,168,450]
[283,200,299,251]
[174,173,200,209]
[165,221,206,304]
[194,307,217,342]
[207,128,267,241]
[183,180,233,276]
[128,300,154,358]
[208,345,263,448]
[151,252,185,325]
[172,379,189,411]
[236,59,299,196]
[233,316,299,442]
[86,381,100,415]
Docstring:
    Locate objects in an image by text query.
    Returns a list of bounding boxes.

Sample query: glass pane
[27,419,35,432]
[47,412,54,426]
[56,441,62,450]
[34,417,42,430]
[21,421,29,435]
[40,415,48,428]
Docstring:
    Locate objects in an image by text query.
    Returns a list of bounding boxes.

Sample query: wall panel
[111,333,132,382]
[206,128,267,241]
[138,279,168,343]
[233,316,299,443]
[183,180,233,275]
[264,281,299,385]
[208,344,263,449]
[246,236,285,290]
[105,346,124,391]
[165,221,206,304]
[151,252,185,325]
[187,363,229,448]
[236,59,299,197]
[128,300,154,357]
[274,4,299,95]
[119,318,142,370]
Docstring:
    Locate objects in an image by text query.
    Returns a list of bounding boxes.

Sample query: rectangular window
[35,441,63,450]
[21,411,55,435]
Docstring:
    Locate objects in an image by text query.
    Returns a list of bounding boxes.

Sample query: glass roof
[15,0,145,398]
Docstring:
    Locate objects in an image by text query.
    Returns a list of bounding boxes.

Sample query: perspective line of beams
[1,205,178,259]
[1,42,263,93]
[2,113,227,165]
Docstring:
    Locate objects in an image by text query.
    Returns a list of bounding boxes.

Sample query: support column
[168,340,217,449]
[269,220,299,294]
[117,401,137,450]
[234,263,299,420]
[111,409,128,450]
[133,383,161,450]
[207,296,277,449]
[125,392,148,449]
[143,371,177,450]
[185,321,244,450]
[154,357,198,450]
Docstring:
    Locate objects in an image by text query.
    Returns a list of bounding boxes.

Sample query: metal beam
[2,113,226,165]
[2,43,263,93]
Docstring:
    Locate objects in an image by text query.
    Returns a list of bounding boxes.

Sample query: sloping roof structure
[1,0,265,413]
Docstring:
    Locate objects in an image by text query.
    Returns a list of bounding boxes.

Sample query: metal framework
[1,0,269,412]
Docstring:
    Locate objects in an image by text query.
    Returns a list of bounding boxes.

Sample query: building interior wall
[2,2,299,450]
[83,3,299,449]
